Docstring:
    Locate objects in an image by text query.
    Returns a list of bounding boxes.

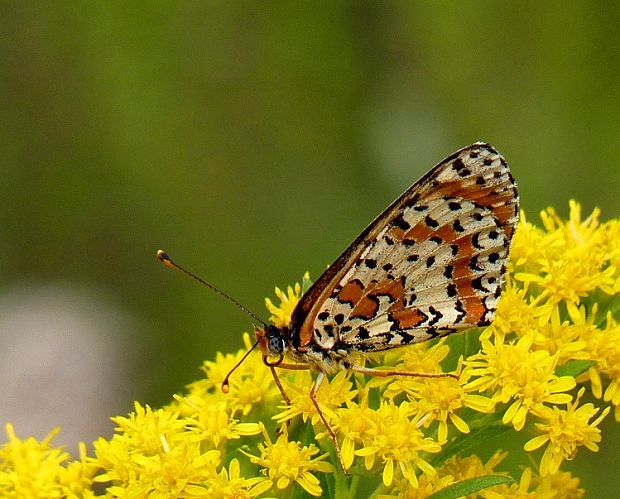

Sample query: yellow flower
[57,442,99,498]
[513,201,616,322]
[93,402,221,496]
[481,466,554,499]
[193,333,281,416]
[107,402,188,455]
[533,469,584,498]
[508,211,550,269]
[602,219,620,283]
[175,397,261,448]
[480,466,585,499]
[336,389,377,469]
[204,458,272,498]
[376,472,454,498]
[524,388,610,475]
[354,401,441,487]
[102,440,220,497]
[243,423,333,497]
[526,302,590,364]
[0,424,94,498]
[265,272,309,328]
[398,368,493,443]
[581,312,620,420]
[486,274,538,342]
[273,370,357,429]
[377,447,509,497]
[376,340,452,395]
[464,334,576,430]
[439,449,508,482]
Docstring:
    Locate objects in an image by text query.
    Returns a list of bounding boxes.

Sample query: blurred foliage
[1,2,619,495]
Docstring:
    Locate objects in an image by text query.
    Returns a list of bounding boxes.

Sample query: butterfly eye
[267,334,284,355]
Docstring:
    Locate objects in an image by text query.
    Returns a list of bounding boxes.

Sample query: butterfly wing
[289,142,519,352]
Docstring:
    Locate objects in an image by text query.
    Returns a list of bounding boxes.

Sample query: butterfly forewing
[290,142,519,352]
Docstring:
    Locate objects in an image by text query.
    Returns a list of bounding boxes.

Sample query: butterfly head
[220,325,289,393]
[254,324,288,366]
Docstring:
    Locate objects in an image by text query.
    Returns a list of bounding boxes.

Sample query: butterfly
[158,142,519,472]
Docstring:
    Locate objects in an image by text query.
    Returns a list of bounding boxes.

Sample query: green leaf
[429,474,515,499]
[582,289,620,325]
[555,359,597,377]
[443,327,482,371]
[607,295,620,321]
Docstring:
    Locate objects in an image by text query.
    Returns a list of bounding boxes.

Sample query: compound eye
[267,335,284,355]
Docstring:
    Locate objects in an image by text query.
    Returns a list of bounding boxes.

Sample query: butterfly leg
[268,362,311,432]
[269,361,312,405]
[351,364,458,380]
[268,365,292,406]
[265,356,310,405]
[309,372,348,475]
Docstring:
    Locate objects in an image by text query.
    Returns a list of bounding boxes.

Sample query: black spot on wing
[455,300,466,323]
[364,258,377,269]
[393,215,411,231]
[357,326,371,340]
[453,220,465,233]
[468,256,482,271]
[452,158,465,172]
[425,215,439,228]
[428,306,443,326]
[471,277,488,292]
[472,233,483,249]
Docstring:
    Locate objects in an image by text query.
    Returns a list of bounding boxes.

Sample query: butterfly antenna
[156,250,268,327]
[221,338,261,393]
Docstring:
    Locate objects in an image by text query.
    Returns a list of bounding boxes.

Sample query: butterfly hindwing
[290,142,519,353]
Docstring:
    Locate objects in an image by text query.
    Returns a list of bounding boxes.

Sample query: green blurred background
[1,1,618,494]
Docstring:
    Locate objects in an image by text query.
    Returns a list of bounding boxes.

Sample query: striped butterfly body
[159,142,519,472]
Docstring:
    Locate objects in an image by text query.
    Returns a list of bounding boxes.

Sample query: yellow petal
[549,376,576,393]
[524,434,549,451]
[503,399,522,424]
[276,476,290,489]
[383,458,394,486]
[449,413,470,434]
[546,393,573,404]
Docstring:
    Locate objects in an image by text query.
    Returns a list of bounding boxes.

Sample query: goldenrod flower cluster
[1,201,618,498]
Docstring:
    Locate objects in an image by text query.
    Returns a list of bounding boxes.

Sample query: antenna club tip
[156,249,169,261]
[156,249,176,269]
[221,381,230,394]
